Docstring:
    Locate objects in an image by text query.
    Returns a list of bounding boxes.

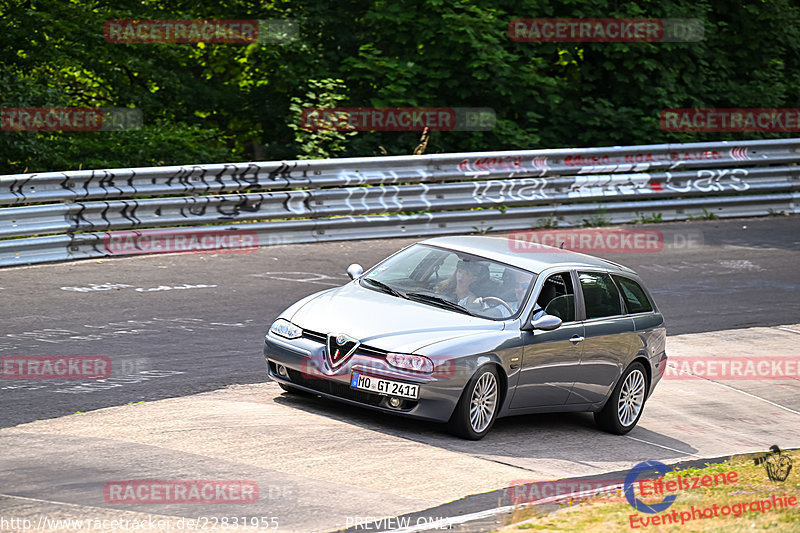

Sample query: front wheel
[595,362,648,434]
[448,366,500,440]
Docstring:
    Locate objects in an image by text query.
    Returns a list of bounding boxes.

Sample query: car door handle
[570,335,584,345]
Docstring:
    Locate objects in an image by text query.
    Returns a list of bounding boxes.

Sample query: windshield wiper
[362,277,405,299]
[405,292,476,316]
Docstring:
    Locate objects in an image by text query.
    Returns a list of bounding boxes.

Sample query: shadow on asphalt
[272,389,699,465]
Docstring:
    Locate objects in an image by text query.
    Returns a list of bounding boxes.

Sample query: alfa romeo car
[264,235,667,440]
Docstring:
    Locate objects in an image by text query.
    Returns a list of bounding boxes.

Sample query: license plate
[351,373,419,400]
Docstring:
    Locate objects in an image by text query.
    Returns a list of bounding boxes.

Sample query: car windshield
[361,244,536,320]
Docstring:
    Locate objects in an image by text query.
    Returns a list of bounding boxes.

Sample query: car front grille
[302,329,327,343]
[302,328,389,358]
[286,368,383,406]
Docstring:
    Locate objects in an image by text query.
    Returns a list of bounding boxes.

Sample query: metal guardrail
[1,139,799,266]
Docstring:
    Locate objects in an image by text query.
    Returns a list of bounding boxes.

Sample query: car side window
[578,271,622,319]
[538,272,576,322]
[613,275,653,314]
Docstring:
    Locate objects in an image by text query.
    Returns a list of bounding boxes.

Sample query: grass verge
[497,450,799,532]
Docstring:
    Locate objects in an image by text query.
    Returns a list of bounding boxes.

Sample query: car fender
[279,288,337,321]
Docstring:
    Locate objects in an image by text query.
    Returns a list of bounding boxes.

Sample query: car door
[566,270,635,406]
[510,271,584,409]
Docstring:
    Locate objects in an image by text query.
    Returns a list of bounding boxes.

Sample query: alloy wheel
[617,369,645,426]
[469,371,498,433]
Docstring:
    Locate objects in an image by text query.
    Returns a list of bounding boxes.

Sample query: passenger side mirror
[530,314,562,331]
[347,264,364,280]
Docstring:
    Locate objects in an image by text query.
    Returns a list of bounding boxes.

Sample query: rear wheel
[595,362,648,434]
[448,366,500,440]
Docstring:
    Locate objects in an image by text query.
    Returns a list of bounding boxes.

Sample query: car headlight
[386,353,434,373]
[269,319,302,339]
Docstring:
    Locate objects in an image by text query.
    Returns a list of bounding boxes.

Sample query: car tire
[595,362,648,434]
[448,365,500,440]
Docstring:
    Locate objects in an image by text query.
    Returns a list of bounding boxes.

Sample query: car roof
[419,235,637,275]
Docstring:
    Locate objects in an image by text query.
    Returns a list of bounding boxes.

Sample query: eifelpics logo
[753,446,793,482]
[624,460,797,528]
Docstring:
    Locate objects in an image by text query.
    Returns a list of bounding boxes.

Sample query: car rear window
[578,271,622,319]
[613,275,654,314]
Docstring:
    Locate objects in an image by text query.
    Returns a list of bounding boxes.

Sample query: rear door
[566,270,635,405]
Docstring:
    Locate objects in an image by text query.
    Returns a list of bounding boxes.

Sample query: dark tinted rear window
[578,272,622,319]
[613,276,653,314]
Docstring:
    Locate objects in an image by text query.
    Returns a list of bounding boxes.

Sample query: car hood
[288,281,505,353]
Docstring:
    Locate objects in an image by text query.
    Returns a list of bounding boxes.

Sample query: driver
[436,260,489,309]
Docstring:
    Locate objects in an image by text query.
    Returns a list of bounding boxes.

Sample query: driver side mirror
[530,314,562,331]
[346,263,364,280]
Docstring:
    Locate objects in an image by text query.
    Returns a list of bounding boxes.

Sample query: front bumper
[263,332,461,423]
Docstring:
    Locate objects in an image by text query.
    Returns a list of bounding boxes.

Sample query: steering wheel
[478,296,514,314]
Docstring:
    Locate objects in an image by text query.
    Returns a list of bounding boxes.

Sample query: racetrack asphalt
[1,215,799,532]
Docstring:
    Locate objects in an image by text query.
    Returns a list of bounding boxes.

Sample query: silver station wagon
[264,235,667,440]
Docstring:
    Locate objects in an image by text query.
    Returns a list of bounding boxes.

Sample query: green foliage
[688,208,718,220]
[582,208,610,227]
[534,216,559,229]
[636,212,663,224]
[287,78,358,159]
[2,0,800,173]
